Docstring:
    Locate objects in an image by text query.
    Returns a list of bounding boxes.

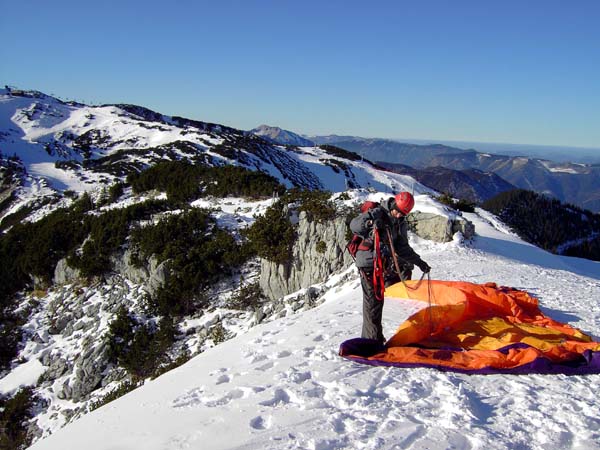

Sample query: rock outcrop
[54,249,170,294]
[409,211,475,242]
[260,209,474,300]
[259,211,354,300]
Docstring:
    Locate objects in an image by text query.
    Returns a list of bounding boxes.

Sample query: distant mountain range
[247,128,600,211]
[306,135,600,212]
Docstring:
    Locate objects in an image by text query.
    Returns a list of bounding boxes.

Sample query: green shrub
[127,160,284,203]
[244,190,338,265]
[208,322,230,345]
[319,144,362,161]
[0,205,34,233]
[96,182,126,207]
[132,208,252,316]
[106,309,176,379]
[437,192,475,213]
[0,203,91,369]
[316,240,327,254]
[563,237,600,262]
[0,387,38,449]
[482,189,600,254]
[108,182,125,203]
[227,282,266,310]
[0,316,23,374]
[69,199,172,277]
[72,192,95,214]
[0,206,88,299]
[89,380,142,411]
[151,351,191,379]
[244,200,295,265]
[290,189,337,223]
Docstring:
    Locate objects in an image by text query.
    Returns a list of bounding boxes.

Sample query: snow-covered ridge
[1,88,434,225]
[538,159,590,174]
[250,124,315,147]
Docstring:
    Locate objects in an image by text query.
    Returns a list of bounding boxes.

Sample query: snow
[539,160,587,174]
[190,196,277,231]
[1,91,438,230]
[29,207,600,450]
[28,162,97,192]
[0,358,45,393]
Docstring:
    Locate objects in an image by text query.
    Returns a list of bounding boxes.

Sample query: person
[349,192,431,343]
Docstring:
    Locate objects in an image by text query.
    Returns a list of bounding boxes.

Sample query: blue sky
[1,0,599,148]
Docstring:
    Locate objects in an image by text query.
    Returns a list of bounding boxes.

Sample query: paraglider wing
[340,281,600,374]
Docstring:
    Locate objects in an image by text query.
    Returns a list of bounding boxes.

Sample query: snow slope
[1,89,435,226]
[30,210,600,450]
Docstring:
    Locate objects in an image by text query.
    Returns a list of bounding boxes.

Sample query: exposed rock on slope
[260,211,353,300]
[260,208,474,300]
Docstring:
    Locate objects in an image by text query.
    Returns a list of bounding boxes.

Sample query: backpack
[346,201,380,259]
[359,200,380,214]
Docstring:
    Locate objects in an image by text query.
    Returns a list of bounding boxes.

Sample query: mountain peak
[250,124,314,147]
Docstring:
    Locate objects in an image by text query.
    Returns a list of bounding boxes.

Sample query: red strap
[372,228,385,301]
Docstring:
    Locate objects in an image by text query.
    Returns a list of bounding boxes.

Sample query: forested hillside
[482,189,600,261]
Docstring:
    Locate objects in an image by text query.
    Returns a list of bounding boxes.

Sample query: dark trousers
[360,269,411,343]
[360,270,385,342]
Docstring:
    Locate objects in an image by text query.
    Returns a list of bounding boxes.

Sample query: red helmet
[393,192,414,215]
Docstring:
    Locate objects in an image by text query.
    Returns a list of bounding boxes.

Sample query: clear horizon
[2,0,599,149]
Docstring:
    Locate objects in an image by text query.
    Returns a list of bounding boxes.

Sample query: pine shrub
[89,380,142,411]
[127,160,284,203]
[244,200,295,265]
[437,192,475,213]
[131,208,252,316]
[227,282,266,310]
[0,387,38,449]
[106,309,176,378]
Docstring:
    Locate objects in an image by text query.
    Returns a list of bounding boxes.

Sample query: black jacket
[349,197,424,270]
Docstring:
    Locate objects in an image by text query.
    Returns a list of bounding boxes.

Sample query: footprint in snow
[215,374,230,385]
[259,388,293,407]
[277,368,311,384]
[249,415,272,430]
[171,387,205,409]
[302,346,316,357]
[255,361,276,372]
[204,388,246,407]
[313,334,331,342]
[329,413,347,433]
[248,353,268,364]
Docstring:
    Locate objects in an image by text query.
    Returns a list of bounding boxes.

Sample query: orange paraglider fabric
[339,280,600,374]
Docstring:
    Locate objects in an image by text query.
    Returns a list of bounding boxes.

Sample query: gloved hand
[369,208,386,230]
[417,260,431,273]
[373,218,385,230]
[370,207,384,221]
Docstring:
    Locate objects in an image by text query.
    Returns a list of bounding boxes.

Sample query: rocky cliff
[259,209,474,300]
[259,211,354,300]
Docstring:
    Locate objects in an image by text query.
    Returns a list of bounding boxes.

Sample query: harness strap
[372,228,385,301]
